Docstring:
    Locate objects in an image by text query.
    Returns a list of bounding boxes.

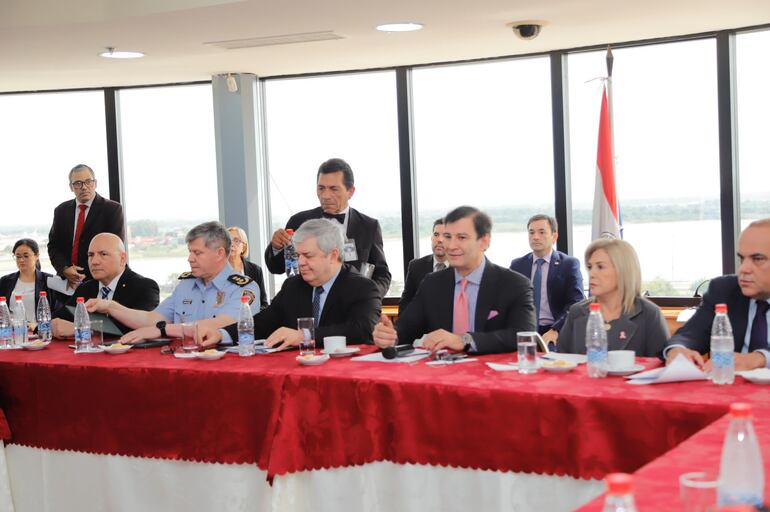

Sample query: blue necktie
[101,286,111,299]
[748,300,769,352]
[312,287,325,327]
[532,258,545,326]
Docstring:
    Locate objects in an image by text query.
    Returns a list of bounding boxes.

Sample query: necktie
[532,258,545,325]
[435,263,447,272]
[453,279,469,334]
[71,204,88,266]
[748,300,770,352]
[312,287,325,327]
[322,213,346,224]
[101,286,111,300]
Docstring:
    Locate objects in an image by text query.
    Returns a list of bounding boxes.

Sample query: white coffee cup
[324,336,347,353]
[608,350,635,371]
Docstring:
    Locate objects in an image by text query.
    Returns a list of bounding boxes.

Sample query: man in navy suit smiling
[510,214,584,346]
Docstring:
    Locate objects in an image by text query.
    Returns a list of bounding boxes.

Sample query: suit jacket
[557,297,669,357]
[47,193,126,281]
[225,265,381,346]
[667,275,750,354]
[396,259,536,354]
[264,206,391,297]
[399,254,435,316]
[54,266,160,334]
[242,259,268,310]
[0,269,65,315]
[510,250,584,332]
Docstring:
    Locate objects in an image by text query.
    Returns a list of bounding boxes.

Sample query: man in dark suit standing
[47,164,125,288]
[264,158,391,297]
[665,218,770,371]
[51,233,159,337]
[373,206,536,355]
[201,218,381,348]
[399,217,447,315]
[509,214,584,346]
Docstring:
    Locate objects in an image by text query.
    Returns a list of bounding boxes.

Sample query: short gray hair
[293,218,345,262]
[185,221,231,254]
[69,164,95,182]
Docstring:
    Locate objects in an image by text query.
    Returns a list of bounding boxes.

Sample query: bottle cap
[76,297,85,303]
[605,473,633,495]
[15,295,22,301]
[729,402,752,418]
[715,303,728,313]
[589,302,601,312]
[286,229,294,235]
[240,295,249,303]
[0,296,5,302]
[39,291,47,297]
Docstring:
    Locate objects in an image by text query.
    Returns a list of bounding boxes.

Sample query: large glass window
[411,57,555,269]
[567,40,721,296]
[263,72,402,296]
[0,91,108,277]
[736,29,770,230]
[118,84,218,297]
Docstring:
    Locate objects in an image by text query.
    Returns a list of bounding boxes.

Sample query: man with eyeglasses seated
[85,221,260,344]
[48,164,125,289]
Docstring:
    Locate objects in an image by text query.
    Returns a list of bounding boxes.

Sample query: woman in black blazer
[0,239,64,323]
[227,227,268,310]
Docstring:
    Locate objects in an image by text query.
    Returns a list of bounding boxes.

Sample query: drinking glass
[297,317,315,356]
[90,320,104,351]
[517,331,539,374]
[680,471,720,512]
[181,319,198,353]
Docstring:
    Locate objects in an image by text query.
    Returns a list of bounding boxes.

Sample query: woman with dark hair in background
[227,226,268,310]
[0,239,63,324]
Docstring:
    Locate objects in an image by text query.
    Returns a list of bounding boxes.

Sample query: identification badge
[343,239,358,262]
[215,291,225,307]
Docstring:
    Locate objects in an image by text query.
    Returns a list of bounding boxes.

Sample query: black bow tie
[322,212,346,224]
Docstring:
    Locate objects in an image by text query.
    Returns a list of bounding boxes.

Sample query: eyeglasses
[13,253,33,260]
[70,179,96,189]
[231,239,244,245]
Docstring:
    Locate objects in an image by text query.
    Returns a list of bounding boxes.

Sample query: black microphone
[382,344,415,359]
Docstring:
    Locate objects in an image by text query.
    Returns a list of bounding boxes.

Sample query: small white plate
[325,347,361,358]
[296,354,330,366]
[608,364,645,376]
[541,361,577,373]
[173,352,197,359]
[103,344,132,355]
[0,345,24,351]
[21,341,51,351]
[194,350,226,361]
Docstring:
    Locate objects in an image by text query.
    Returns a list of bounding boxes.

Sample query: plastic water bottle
[711,303,734,385]
[237,295,255,357]
[603,473,637,512]
[37,291,52,342]
[718,402,764,507]
[284,228,299,277]
[12,295,27,346]
[74,297,92,353]
[0,297,12,349]
[586,302,608,378]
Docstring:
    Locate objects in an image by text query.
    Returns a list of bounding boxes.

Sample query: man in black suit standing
[201,218,381,348]
[51,233,159,337]
[264,158,391,297]
[47,164,125,288]
[399,217,447,315]
[665,218,770,371]
[373,206,536,355]
[509,214,584,346]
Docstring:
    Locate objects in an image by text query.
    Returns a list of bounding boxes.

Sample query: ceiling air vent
[204,31,343,49]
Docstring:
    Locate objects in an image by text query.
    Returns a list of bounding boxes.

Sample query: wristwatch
[156,320,168,338]
[460,333,474,353]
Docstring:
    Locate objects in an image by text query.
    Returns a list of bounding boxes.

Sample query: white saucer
[541,361,577,373]
[0,345,24,350]
[103,344,132,355]
[296,354,330,366]
[173,352,197,359]
[608,364,644,376]
[21,341,51,351]
[325,347,360,358]
[194,350,226,361]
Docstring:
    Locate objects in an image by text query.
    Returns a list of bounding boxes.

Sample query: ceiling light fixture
[99,47,145,59]
[376,23,423,33]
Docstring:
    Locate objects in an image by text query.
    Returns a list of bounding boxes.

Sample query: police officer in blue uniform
[86,221,259,343]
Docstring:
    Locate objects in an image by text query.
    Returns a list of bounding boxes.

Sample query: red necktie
[453,279,470,334]
[71,204,88,266]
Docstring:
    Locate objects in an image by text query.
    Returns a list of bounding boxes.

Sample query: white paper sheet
[626,354,708,385]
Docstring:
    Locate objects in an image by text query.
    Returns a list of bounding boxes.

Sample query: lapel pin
[619,331,627,340]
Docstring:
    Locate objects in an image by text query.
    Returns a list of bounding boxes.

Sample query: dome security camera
[512,24,542,40]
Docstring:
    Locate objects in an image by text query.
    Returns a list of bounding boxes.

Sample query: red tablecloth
[0,408,9,441]
[0,342,766,486]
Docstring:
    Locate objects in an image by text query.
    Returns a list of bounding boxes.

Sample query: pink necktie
[71,204,88,265]
[453,279,469,334]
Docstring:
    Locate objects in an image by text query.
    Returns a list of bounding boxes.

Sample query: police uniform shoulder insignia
[242,289,256,305]
[228,274,253,286]
[178,272,194,279]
